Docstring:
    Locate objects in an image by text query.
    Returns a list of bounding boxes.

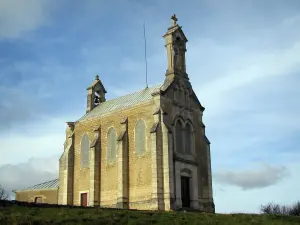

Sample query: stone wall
[15,189,58,204]
[73,100,159,210]
[160,78,215,212]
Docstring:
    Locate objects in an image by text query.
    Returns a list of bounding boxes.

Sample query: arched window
[175,120,184,153]
[185,123,193,154]
[107,127,116,162]
[135,119,146,155]
[81,134,90,168]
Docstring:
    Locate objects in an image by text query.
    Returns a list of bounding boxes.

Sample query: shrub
[261,201,300,216]
[289,201,300,216]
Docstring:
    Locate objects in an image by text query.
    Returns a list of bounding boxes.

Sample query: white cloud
[0,156,58,197]
[0,86,41,131]
[213,163,300,213]
[0,115,79,165]
[188,39,300,116]
[0,0,54,38]
[214,163,290,190]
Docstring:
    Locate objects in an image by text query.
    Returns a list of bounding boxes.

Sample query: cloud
[213,163,300,213]
[0,114,81,165]
[0,86,41,132]
[189,39,300,116]
[0,0,54,39]
[0,156,59,197]
[214,164,290,190]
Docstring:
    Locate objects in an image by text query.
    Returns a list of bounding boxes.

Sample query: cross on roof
[171,14,178,26]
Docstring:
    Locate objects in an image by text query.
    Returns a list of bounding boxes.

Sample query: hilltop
[0,202,299,225]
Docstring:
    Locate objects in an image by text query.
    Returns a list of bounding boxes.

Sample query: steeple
[163,14,188,80]
[86,75,107,113]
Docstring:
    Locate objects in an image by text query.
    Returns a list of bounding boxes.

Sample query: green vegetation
[261,201,300,216]
[0,205,300,225]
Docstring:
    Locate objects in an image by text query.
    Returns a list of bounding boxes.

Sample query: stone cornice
[174,154,197,166]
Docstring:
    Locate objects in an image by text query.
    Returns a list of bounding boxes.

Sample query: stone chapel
[15,15,214,212]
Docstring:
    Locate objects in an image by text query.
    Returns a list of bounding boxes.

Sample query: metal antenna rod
[143,20,148,88]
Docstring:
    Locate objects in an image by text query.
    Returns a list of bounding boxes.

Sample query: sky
[0,0,300,213]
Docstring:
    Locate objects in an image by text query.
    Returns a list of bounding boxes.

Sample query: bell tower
[163,14,188,80]
[86,75,107,113]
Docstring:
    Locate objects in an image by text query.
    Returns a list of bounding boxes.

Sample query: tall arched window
[185,123,193,154]
[135,119,146,155]
[175,120,184,153]
[107,127,116,162]
[81,134,90,168]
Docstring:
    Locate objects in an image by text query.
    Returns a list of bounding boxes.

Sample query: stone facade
[15,189,58,204]
[58,15,214,212]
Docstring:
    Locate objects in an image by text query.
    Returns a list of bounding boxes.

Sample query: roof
[17,179,59,192]
[78,83,162,121]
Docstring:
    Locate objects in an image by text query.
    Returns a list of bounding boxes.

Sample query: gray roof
[78,83,162,121]
[19,179,59,191]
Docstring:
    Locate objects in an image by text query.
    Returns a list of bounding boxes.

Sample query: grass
[0,205,300,225]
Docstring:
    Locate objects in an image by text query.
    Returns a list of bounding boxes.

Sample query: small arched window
[185,123,193,154]
[81,134,90,168]
[135,119,146,155]
[175,120,184,153]
[107,127,116,162]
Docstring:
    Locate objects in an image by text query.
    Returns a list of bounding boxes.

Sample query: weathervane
[171,14,178,26]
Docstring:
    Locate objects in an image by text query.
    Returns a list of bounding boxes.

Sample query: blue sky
[0,0,300,213]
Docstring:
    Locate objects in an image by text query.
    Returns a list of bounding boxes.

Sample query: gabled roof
[78,83,162,121]
[87,75,107,93]
[17,179,59,192]
[163,23,188,40]
[160,77,205,111]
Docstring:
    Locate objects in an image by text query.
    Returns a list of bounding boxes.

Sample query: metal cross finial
[171,14,178,26]
[95,74,99,80]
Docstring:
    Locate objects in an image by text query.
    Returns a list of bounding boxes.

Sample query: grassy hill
[1,204,300,225]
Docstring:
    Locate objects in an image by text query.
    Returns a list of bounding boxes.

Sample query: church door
[80,193,88,207]
[181,176,191,208]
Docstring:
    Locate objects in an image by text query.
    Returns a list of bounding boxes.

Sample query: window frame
[80,133,90,168]
[134,119,147,156]
[107,127,117,163]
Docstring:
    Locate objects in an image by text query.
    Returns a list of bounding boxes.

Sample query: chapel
[15,15,214,212]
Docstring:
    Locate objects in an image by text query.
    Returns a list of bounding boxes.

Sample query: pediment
[87,78,107,93]
[173,27,188,42]
[163,25,188,42]
[161,78,205,112]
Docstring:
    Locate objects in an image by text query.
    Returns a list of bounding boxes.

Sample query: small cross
[171,14,178,26]
[95,74,99,80]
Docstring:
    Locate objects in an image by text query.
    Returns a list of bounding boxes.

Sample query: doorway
[35,197,42,204]
[181,176,191,208]
[80,193,88,207]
